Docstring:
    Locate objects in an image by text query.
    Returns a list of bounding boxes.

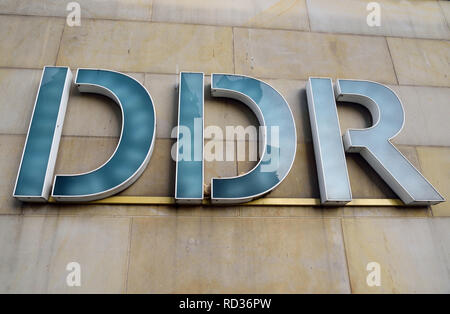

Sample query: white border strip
[175,72,204,204]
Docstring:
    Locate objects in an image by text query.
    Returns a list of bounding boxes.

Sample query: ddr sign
[13,67,444,206]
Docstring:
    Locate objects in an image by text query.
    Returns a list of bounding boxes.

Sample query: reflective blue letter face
[14,67,72,202]
[52,69,156,201]
[336,79,444,205]
[210,74,297,204]
[175,72,204,203]
[306,78,352,205]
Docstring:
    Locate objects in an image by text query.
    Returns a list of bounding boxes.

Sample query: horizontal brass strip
[48,196,405,207]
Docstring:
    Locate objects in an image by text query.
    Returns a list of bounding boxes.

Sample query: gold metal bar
[346,198,403,207]
[243,198,321,206]
[48,196,405,206]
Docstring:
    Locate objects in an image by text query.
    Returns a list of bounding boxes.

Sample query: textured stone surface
[387,37,450,87]
[0,15,64,68]
[240,205,429,218]
[441,1,450,26]
[0,135,25,214]
[234,28,397,83]
[343,217,450,293]
[121,139,175,197]
[416,146,450,216]
[0,69,43,135]
[0,0,153,21]
[152,0,309,31]
[54,136,118,176]
[22,203,239,218]
[244,143,319,198]
[239,206,343,218]
[127,216,350,293]
[0,215,130,293]
[389,85,450,146]
[204,140,237,189]
[57,20,234,74]
[307,0,450,39]
[341,206,429,218]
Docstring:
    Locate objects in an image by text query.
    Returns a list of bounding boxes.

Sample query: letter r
[336,79,443,205]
